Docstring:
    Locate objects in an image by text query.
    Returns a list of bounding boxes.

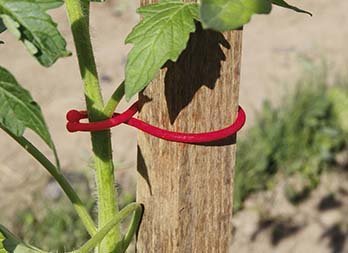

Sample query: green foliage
[0,0,69,66]
[234,74,347,211]
[125,0,199,100]
[0,17,5,33]
[32,0,63,11]
[125,0,310,100]
[11,172,136,252]
[200,0,272,32]
[271,0,312,16]
[0,66,55,151]
[0,231,5,253]
[0,15,5,44]
[13,174,94,252]
[14,197,93,252]
[200,0,310,32]
[328,86,348,133]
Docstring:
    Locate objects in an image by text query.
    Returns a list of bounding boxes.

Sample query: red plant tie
[66,102,246,144]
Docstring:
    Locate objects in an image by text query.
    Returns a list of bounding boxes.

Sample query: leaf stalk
[71,203,143,253]
[1,127,97,237]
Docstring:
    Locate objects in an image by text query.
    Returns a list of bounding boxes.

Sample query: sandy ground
[231,169,348,253]
[0,0,348,251]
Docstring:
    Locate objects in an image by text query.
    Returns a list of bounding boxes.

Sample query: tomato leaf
[271,0,312,16]
[0,17,4,33]
[0,225,46,253]
[124,0,199,100]
[0,0,70,67]
[0,17,5,44]
[0,66,57,156]
[0,231,6,253]
[200,0,272,32]
[0,0,63,36]
[33,0,64,10]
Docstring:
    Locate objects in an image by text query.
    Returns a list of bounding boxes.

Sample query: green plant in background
[328,83,348,132]
[15,199,93,252]
[233,71,348,211]
[13,174,94,252]
[13,173,136,252]
[0,0,309,252]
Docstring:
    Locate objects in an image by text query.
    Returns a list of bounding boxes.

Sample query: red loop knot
[66,110,83,122]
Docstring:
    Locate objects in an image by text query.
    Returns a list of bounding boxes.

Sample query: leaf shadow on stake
[164,22,230,125]
[164,22,236,146]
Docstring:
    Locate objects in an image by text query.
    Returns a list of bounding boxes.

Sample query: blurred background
[0,0,348,252]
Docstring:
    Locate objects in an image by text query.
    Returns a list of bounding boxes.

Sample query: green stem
[104,81,125,117]
[121,203,143,251]
[72,203,142,253]
[65,1,121,251]
[1,127,96,236]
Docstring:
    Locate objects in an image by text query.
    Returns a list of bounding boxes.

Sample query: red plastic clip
[66,102,246,144]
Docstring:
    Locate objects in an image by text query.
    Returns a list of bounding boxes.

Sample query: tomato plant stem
[1,127,97,236]
[64,0,121,252]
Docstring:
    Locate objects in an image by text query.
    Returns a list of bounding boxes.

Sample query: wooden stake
[136,1,243,252]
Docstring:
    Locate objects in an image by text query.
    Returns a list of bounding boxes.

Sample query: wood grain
[136,1,243,252]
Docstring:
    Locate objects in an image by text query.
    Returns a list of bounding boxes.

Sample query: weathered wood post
[136,0,243,252]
